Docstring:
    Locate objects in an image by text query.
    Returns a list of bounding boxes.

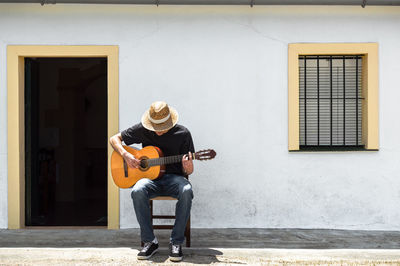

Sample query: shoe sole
[169,255,183,262]
[137,248,158,260]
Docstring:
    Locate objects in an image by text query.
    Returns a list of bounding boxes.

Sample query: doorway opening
[25,57,108,226]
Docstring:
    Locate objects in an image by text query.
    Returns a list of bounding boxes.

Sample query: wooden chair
[142,175,191,247]
[149,196,191,247]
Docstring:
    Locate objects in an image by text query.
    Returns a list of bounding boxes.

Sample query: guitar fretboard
[147,154,191,167]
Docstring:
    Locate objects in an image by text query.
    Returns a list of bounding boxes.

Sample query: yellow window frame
[288,43,379,151]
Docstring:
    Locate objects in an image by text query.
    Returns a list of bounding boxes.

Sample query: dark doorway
[25,57,108,226]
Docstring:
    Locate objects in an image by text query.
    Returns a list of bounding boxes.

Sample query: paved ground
[0,228,400,265]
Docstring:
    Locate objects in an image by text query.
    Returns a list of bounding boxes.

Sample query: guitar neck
[147,153,195,167]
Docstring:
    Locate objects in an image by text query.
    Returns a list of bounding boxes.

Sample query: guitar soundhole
[139,157,149,171]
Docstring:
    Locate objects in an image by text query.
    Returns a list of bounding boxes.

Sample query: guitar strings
[146,153,189,167]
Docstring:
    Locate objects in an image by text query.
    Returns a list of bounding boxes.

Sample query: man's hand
[122,151,140,169]
[182,152,194,176]
[110,133,140,169]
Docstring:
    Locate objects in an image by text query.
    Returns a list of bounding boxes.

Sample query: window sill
[289,146,379,153]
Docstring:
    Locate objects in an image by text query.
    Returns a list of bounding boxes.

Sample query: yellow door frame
[7,45,120,229]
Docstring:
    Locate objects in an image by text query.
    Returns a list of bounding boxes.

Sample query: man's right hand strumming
[110,132,140,169]
[122,151,140,169]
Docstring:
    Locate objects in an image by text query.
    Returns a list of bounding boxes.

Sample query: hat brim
[141,106,179,132]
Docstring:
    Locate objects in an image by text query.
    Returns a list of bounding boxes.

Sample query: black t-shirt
[121,123,195,175]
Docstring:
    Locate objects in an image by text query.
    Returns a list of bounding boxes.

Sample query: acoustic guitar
[111,145,216,188]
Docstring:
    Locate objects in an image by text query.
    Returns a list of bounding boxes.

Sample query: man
[109,101,194,262]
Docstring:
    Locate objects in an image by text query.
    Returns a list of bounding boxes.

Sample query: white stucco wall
[1,4,400,230]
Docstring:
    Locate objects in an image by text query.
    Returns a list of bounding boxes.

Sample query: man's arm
[180,129,195,176]
[182,152,194,176]
[109,133,140,169]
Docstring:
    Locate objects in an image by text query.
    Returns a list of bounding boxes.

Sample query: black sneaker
[169,243,183,262]
[137,242,158,260]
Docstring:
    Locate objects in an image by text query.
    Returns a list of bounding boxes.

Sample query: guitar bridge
[123,159,128,177]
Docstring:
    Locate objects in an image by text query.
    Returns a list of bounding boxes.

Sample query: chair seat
[151,196,177,200]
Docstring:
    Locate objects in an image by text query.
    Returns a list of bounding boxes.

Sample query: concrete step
[0,247,400,265]
[1,228,400,264]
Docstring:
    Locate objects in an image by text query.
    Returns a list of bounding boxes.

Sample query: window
[299,55,363,150]
[288,43,378,151]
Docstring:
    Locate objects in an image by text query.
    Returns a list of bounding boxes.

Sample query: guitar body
[111,145,216,189]
[111,145,165,188]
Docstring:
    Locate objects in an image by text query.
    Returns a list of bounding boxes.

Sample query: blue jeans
[131,174,193,245]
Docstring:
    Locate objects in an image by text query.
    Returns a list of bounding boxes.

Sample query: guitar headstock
[194,149,216,161]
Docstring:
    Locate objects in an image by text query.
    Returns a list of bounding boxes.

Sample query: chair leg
[185,216,191,247]
[150,200,153,225]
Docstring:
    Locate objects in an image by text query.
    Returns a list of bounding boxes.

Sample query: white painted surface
[0,4,399,230]
[0,27,7,229]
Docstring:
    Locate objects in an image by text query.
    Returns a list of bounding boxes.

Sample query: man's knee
[131,179,151,199]
[179,183,194,201]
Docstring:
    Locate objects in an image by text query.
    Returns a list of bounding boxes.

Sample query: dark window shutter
[299,55,363,150]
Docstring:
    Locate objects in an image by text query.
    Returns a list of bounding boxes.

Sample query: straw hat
[141,101,179,132]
